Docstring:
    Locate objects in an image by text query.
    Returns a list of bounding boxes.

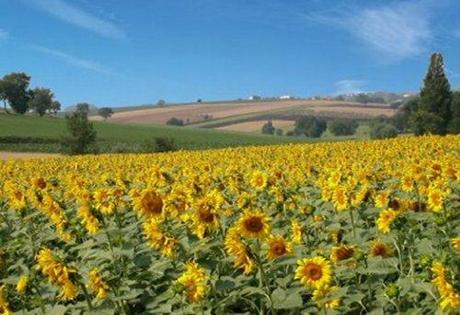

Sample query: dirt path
[0,152,60,160]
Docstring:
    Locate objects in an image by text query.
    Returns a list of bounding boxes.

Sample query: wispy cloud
[334,80,365,95]
[0,29,9,41]
[26,0,125,39]
[308,1,433,61]
[31,45,114,75]
[454,29,460,38]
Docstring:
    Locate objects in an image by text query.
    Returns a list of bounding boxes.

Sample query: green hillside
[0,113,311,153]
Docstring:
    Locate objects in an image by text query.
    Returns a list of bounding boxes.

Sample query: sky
[0,0,459,107]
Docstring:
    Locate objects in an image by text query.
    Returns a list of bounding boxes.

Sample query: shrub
[275,128,283,136]
[409,111,444,136]
[166,117,184,126]
[61,104,97,154]
[142,137,177,153]
[294,115,326,138]
[327,120,359,136]
[261,121,275,135]
[370,123,399,139]
[98,107,114,120]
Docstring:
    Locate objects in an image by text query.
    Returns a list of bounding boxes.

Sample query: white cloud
[334,80,365,95]
[26,0,125,39]
[31,45,114,75]
[308,1,433,61]
[0,29,9,41]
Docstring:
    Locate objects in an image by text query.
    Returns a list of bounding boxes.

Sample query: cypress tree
[419,53,452,134]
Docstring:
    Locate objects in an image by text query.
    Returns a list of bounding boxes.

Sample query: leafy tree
[392,97,419,131]
[418,53,452,134]
[98,107,114,120]
[157,99,166,107]
[327,120,359,136]
[294,115,326,138]
[62,104,97,154]
[166,117,184,126]
[28,87,55,116]
[275,128,283,136]
[448,92,460,133]
[409,111,444,136]
[261,121,275,135]
[355,93,370,104]
[0,72,31,114]
[370,123,399,139]
[50,100,61,114]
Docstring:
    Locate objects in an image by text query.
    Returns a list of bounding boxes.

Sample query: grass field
[0,113,316,153]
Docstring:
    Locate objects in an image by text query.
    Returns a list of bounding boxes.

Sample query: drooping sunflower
[224,227,255,274]
[267,235,292,260]
[295,256,332,289]
[376,209,399,234]
[16,275,29,294]
[312,285,341,309]
[431,261,460,310]
[330,245,355,262]
[88,268,109,300]
[176,262,209,303]
[0,286,12,315]
[237,210,271,239]
[369,240,393,258]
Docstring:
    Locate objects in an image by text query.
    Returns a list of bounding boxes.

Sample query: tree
[409,111,444,136]
[98,107,114,120]
[166,117,184,126]
[157,99,166,107]
[418,53,452,134]
[370,123,399,139]
[0,72,31,114]
[327,120,359,136]
[50,100,61,114]
[261,121,275,135]
[28,87,55,116]
[62,104,97,154]
[294,115,327,138]
[275,128,283,136]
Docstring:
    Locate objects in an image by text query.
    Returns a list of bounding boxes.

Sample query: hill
[0,113,314,153]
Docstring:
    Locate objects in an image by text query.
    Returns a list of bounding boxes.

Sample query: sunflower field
[0,135,459,314]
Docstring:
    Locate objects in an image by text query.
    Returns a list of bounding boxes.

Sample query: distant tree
[166,117,184,126]
[275,128,283,136]
[418,53,452,134]
[197,98,202,103]
[62,104,97,154]
[98,107,114,120]
[28,87,55,116]
[50,100,61,114]
[76,103,91,113]
[327,119,359,136]
[370,123,399,139]
[0,72,31,114]
[335,95,345,101]
[157,99,166,107]
[294,115,326,138]
[355,93,370,104]
[261,121,275,135]
[409,111,444,136]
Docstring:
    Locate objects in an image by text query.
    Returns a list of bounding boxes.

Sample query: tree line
[0,72,61,116]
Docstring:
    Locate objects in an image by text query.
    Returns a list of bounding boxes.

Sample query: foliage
[98,107,114,120]
[166,117,184,126]
[327,120,359,136]
[0,72,31,114]
[62,104,98,154]
[419,53,452,133]
[0,135,459,314]
[447,117,460,134]
[157,99,166,107]
[369,122,399,139]
[275,128,283,136]
[392,98,419,131]
[294,115,326,138]
[409,111,444,136]
[261,121,275,135]
[28,87,57,117]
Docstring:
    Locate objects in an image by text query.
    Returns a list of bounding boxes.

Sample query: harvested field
[0,151,59,160]
[91,100,387,125]
[217,119,294,132]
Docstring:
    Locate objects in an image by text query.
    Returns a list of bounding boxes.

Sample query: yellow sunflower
[451,237,460,251]
[427,188,444,212]
[369,240,393,258]
[250,171,268,191]
[267,235,292,260]
[133,189,164,218]
[332,187,348,211]
[237,210,271,239]
[312,285,341,309]
[295,256,332,289]
[376,209,399,234]
[330,245,355,262]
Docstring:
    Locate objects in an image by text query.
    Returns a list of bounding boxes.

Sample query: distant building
[248,95,261,101]
[279,95,293,100]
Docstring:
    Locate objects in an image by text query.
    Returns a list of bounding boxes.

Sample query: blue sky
[0,0,459,107]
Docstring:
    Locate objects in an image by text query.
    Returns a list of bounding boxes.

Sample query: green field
[0,113,316,153]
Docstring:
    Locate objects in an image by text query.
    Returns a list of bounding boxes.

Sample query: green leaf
[271,288,303,309]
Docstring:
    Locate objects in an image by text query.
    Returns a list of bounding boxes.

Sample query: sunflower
[250,171,268,191]
[369,240,393,258]
[224,226,255,274]
[451,237,460,251]
[376,209,399,234]
[267,235,292,260]
[332,187,348,211]
[330,245,355,262]
[177,262,209,303]
[291,219,303,244]
[312,285,341,309]
[431,261,460,310]
[237,210,271,239]
[374,191,389,209]
[16,275,29,294]
[427,188,444,212]
[88,268,109,300]
[0,286,12,315]
[133,189,164,218]
[295,256,332,289]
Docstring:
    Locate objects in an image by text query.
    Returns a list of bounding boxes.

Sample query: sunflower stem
[349,208,356,239]
[253,242,275,315]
